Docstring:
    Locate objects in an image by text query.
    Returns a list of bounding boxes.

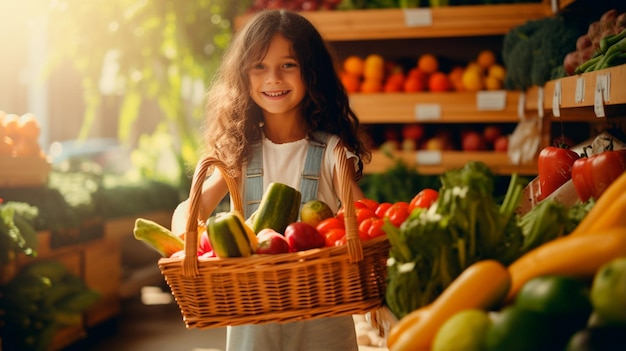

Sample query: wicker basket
[158,144,390,329]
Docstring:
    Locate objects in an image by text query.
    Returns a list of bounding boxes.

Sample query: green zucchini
[251,182,301,234]
[208,211,258,258]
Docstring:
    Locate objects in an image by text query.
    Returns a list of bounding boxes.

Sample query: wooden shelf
[364,150,538,175]
[525,64,626,119]
[236,4,549,41]
[351,91,522,123]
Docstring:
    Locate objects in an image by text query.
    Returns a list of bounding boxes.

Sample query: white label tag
[477,90,507,111]
[415,150,442,165]
[594,74,609,118]
[575,77,585,103]
[415,103,441,121]
[403,9,433,27]
[552,81,561,117]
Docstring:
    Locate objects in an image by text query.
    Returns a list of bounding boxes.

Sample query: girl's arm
[171,170,230,235]
[333,156,366,202]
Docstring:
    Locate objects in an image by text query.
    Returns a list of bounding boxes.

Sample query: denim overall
[227,132,358,351]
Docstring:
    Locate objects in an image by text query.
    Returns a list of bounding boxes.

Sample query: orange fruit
[13,138,42,157]
[488,64,507,82]
[404,68,428,92]
[2,114,19,138]
[360,78,383,93]
[343,55,364,76]
[363,54,385,80]
[448,66,466,91]
[0,136,13,156]
[462,65,485,91]
[417,53,439,74]
[477,49,497,69]
[428,72,452,92]
[484,75,503,90]
[18,113,41,141]
[341,72,361,93]
[384,72,405,92]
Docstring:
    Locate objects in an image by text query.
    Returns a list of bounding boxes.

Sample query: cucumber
[133,218,184,257]
[251,182,301,234]
[207,211,258,258]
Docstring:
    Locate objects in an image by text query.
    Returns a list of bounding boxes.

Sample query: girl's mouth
[263,90,289,97]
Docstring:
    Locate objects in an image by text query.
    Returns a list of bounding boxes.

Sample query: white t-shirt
[240,134,354,214]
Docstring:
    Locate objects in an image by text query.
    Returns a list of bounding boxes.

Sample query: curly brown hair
[202,9,370,177]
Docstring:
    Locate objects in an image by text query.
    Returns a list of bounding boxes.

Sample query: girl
[171,9,370,351]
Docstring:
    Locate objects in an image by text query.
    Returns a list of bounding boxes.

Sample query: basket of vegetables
[155,144,389,329]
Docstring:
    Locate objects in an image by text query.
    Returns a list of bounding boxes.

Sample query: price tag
[415,150,442,165]
[403,9,433,27]
[517,91,526,119]
[476,90,507,111]
[594,74,610,118]
[552,80,561,117]
[415,103,441,121]
[575,77,585,103]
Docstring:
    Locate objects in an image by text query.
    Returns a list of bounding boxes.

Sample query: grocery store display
[566,9,626,74]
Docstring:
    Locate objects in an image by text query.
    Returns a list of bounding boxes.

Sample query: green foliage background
[44,0,252,193]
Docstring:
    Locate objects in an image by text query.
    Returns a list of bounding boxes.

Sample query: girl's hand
[171,200,190,236]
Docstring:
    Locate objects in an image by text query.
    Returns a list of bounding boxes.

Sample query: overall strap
[244,142,263,219]
[243,132,330,219]
[300,132,330,207]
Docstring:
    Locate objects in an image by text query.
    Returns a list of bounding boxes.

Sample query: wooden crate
[83,239,122,327]
[0,156,51,187]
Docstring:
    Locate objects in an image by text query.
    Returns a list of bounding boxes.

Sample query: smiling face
[248,33,306,121]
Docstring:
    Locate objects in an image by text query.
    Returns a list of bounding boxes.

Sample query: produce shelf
[364,150,538,175]
[351,91,522,123]
[236,4,548,41]
[525,64,626,119]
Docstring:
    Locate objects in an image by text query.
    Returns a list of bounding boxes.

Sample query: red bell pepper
[572,145,626,202]
[537,145,580,201]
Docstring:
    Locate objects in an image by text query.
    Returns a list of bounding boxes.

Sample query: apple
[461,131,487,151]
[256,228,290,255]
[402,124,424,141]
[483,125,503,144]
[423,137,445,151]
[284,222,326,252]
[494,135,509,152]
[198,230,213,256]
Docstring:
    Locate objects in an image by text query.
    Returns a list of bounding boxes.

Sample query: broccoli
[502,14,589,90]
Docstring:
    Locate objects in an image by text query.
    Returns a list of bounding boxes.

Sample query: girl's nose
[266,68,282,83]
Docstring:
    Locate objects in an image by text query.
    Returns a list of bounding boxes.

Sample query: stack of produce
[0,111,45,159]
[502,13,589,90]
[566,9,626,74]
[340,51,506,93]
[385,162,626,350]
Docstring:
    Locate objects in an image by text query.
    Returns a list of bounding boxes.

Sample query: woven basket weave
[158,144,390,329]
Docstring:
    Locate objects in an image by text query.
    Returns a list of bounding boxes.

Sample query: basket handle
[334,143,364,264]
[182,157,243,277]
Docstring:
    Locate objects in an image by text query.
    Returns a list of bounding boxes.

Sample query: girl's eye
[283,62,297,68]
[252,63,265,70]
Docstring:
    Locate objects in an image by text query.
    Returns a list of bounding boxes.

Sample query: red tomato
[537,146,579,201]
[316,217,344,235]
[335,207,344,221]
[409,188,439,212]
[571,149,626,202]
[356,207,377,224]
[375,202,393,218]
[358,218,375,241]
[284,222,325,252]
[324,228,346,247]
[367,218,386,239]
[385,202,410,227]
[335,235,347,246]
[355,198,379,212]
